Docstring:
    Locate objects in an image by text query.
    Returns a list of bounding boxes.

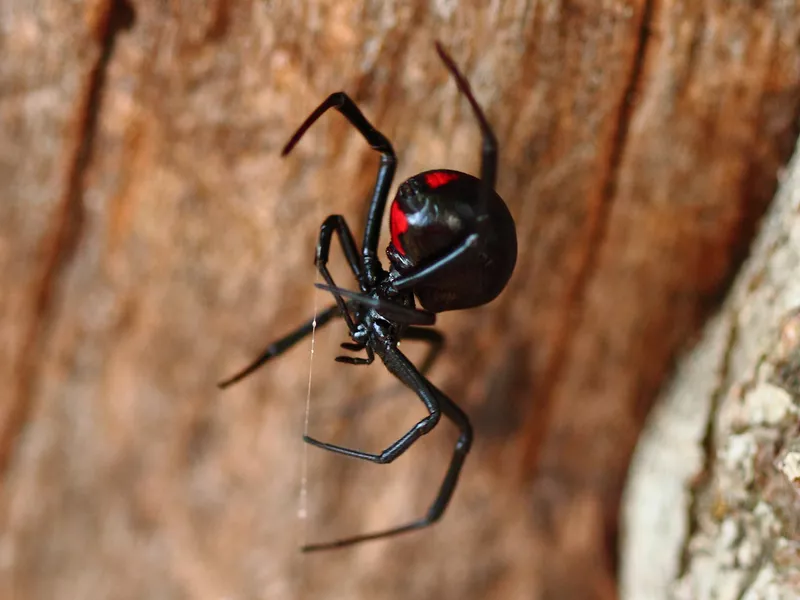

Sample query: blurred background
[2,1,800,598]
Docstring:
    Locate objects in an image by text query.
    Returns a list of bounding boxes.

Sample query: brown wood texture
[2,1,799,598]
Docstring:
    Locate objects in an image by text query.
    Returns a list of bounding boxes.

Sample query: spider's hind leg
[301,348,471,552]
[302,347,441,467]
[434,42,497,212]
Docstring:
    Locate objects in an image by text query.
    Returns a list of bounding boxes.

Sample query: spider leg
[302,347,440,466]
[390,233,479,291]
[302,355,471,552]
[332,328,443,420]
[318,215,362,277]
[218,303,341,389]
[336,342,374,364]
[283,92,396,282]
[336,341,374,365]
[415,384,472,525]
[340,342,364,352]
[390,45,500,293]
[434,42,497,212]
[314,283,436,326]
[315,215,364,332]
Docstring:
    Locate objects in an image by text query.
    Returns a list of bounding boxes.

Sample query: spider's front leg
[314,214,364,332]
[281,91,397,285]
[314,216,379,365]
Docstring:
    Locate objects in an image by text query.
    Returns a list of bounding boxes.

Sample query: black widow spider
[219,43,517,551]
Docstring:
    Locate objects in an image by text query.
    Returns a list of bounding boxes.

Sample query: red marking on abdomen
[424,171,459,189]
[390,201,408,255]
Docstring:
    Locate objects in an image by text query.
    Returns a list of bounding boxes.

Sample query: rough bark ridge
[622,139,800,599]
[1,1,799,599]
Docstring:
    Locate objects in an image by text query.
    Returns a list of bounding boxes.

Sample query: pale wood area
[1,1,799,599]
[622,141,800,599]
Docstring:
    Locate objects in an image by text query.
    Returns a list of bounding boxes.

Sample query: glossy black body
[387,170,517,312]
[218,43,516,552]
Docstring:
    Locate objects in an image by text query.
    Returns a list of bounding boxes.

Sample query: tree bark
[1,1,799,599]
[622,138,800,599]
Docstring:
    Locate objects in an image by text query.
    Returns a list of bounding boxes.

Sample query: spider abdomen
[387,170,517,312]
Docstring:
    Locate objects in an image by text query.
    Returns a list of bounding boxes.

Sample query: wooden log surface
[1,1,799,598]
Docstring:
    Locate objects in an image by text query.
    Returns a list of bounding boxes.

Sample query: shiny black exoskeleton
[388,169,516,312]
[218,43,517,552]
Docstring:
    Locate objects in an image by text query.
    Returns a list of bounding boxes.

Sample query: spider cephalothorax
[219,42,517,551]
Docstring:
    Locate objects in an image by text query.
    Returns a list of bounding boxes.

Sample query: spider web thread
[297,293,317,529]
[298,183,324,549]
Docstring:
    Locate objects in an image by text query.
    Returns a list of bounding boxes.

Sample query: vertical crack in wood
[0,0,135,479]
[525,0,657,471]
